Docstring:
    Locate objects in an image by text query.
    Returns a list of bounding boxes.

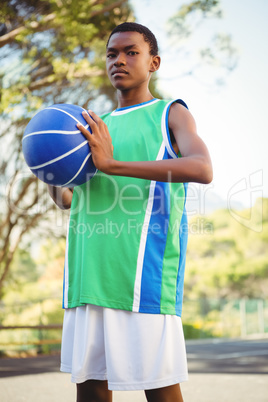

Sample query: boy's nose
[114,53,126,66]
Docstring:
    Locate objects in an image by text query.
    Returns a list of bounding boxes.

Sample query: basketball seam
[23,104,95,187]
[29,140,89,169]
[22,125,90,140]
[46,106,88,124]
[62,152,92,187]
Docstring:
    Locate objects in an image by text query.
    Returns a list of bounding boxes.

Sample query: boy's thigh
[145,383,184,402]
[76,380,112,402]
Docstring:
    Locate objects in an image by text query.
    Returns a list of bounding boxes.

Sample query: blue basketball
[22,104,97,187]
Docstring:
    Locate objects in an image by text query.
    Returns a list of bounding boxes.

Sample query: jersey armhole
[161,99,188,159]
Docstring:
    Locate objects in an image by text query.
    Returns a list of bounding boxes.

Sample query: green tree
[0,0,134,294]
[185,198,268,300]
[166,0,238,85]
[0,0,238,294]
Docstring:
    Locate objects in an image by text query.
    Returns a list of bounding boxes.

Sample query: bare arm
[77,105,213,184]
[167,102,213,183]
[47,185,73,209]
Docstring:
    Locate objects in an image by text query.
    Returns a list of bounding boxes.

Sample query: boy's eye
[128,51,138,56]
[107,53,116,58]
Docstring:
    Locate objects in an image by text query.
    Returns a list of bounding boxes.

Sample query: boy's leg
[145,383,183,402]
[76,380,112,402]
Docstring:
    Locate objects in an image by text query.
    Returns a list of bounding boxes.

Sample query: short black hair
[107,22,159,56]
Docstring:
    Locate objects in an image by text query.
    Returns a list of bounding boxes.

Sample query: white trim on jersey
[161,100,178,159]
[110,99,160,116]
[63,222,70,308]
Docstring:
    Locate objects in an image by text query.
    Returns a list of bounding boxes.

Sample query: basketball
[22,104,97,187]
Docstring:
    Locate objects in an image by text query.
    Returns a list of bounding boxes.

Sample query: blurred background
[0,0,267,356]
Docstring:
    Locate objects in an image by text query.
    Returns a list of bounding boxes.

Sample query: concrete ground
[1,372,268,402]
[0,338,267,402]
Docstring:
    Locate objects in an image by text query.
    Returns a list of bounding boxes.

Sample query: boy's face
[106,31,159,92]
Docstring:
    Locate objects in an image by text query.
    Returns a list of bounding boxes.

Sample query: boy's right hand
[77,111,115,175]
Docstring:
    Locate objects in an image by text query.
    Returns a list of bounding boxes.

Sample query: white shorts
[60,304,188,391]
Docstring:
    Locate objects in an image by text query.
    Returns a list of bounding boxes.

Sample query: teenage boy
[48,22,212,402]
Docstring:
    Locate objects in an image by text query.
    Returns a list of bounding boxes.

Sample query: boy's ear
[149,55,161,72]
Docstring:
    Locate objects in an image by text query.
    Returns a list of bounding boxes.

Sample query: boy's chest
[107,115,164,162]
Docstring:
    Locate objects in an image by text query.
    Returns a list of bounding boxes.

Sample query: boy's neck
[116,89,155,109]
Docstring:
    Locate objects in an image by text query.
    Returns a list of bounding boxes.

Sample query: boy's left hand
[77,110,114,174]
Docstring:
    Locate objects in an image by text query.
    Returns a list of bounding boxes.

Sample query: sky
[130,0,268,211]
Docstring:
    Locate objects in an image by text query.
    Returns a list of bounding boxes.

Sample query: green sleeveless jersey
[63,98,188,316]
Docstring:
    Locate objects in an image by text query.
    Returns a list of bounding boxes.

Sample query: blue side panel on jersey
[139,99,188,314]
[139,149,171,313]
[139,181,170,314]
[175,183,188,316]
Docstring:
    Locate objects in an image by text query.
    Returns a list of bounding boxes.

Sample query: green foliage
[183,322,214,339]
[5,248,38,291]
[1,239,65,328]
[0,0,134,119]
[0,0,134,294]
[167,0,238,84]
[173,0,222,21]
[0,238,65,354]
[0,0,238,296]
[185,198,268,300]
[168,0,222,40]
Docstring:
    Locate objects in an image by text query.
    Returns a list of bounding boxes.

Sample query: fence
[0,324,62,355]
[0,298,63,355]
[0,298,268,355]
[182,298,268,339]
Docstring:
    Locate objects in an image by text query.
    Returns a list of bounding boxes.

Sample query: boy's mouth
[112,69,128,76]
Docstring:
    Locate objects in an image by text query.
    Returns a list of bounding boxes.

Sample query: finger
[87,110,102,123]
[82,110,95,126]
[85,111,110,141]
[88,110,110,137]
[77,123,92,142]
